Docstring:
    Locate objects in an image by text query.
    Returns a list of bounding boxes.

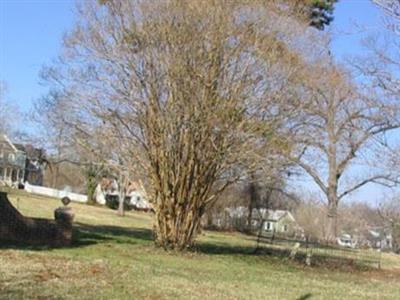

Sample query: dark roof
[13,143,45,160]
[14,144,26,152]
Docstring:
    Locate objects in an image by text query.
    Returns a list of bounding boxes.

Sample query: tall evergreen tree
[290,0,338,30]
[308,0,338,30]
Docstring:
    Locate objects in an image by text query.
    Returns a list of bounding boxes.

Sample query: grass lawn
[1,190,400,300]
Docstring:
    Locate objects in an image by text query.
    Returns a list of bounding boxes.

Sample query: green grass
[1,189,400,300]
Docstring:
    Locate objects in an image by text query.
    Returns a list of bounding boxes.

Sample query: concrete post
[54,207,75,246]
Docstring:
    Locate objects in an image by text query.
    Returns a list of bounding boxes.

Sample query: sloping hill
[0,189,399,300]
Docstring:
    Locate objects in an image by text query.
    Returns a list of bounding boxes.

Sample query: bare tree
[378,196,400,253]
[0,81,19,136]
[245,169,297,227]
[372,0,400,20]
[41,0,324,250]
[357,1,400,103]
[290,61,400,241]
[295,195,328,242]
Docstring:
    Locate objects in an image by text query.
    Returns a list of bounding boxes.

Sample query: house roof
[367,227,392,240]
[15,144,45,160]
[14,143,26,152]
[224,207,296,223]
[0,134,18,152]
[225,206,248,218]
[252,209,295,222]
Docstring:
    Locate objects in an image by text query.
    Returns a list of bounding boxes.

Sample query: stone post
[54,207,75,246]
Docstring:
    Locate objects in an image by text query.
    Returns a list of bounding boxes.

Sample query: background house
[366,228,393,250]
[0,135,46,186]
[95,177,152,211]
[15,144,47,186]
[251,209,301,237]
[204,206,303,237]
[0,135,26,186]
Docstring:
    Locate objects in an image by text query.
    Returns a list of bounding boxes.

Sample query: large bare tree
[379,196,400,253]
[41,0,323,250]
[290,60,400,241]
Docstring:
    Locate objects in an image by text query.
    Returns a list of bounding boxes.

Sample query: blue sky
[0,0,383,113]
[331,0,382,58]
[0,0,395,203]
[0,0,74,112]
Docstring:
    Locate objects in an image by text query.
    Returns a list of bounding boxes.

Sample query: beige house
[251,209,301,237]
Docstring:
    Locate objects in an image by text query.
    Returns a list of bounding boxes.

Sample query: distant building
[206,206,302,237]
[338,227,393,250]
[0,135,46,186]
[250,209,301,237]
[337,233,357,248]
[94,177,152,211]
[366,228,393,250]
[0,135,26,186]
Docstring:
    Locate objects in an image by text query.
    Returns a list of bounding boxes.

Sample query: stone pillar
[54,207,75,246]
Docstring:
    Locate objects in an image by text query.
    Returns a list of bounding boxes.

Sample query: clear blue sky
[0,0,394,203]
[0,0,384,111]
[0,0,74,113]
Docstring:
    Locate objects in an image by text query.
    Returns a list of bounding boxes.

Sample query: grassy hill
[1,190,399,300]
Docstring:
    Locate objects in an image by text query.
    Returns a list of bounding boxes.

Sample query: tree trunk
[117,173,130,217]
[326,199,338,243]
[52,165,59,189]
[247,174,258,231]
[118,189,125,217]
[247,182,257,231]
[154,201,204,251]
[86,176,96,205]
[392,223,400,254]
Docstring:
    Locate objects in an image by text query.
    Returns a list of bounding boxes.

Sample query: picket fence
[24,183,88,203]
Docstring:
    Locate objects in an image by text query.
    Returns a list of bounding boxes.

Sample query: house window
[264,222,273,231]
[283,225,288,232]
[251,220,258,227]
[8,153,15,162]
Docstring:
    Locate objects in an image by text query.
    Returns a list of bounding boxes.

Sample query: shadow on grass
[0,223,154,251]
[297,293,312,300]
[194,241,291,257]
[0,224,381,273]
[194,242,257,256]
[194,242,377,272]
[73,222,154,246]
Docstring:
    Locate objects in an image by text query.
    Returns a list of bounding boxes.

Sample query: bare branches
[38,0,315,249]
[0,81,20,136]
[339,175,399,199]
[373,0,400,20]
[288,59,400,240]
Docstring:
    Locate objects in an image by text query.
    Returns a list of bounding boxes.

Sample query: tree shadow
[194,241,259,256]
[0,223,154,251]
[194,241,293,258]
[297,293,312,300]
[72,222,154,247]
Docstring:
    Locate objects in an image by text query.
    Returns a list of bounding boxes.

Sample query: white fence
[24,183,88,203]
